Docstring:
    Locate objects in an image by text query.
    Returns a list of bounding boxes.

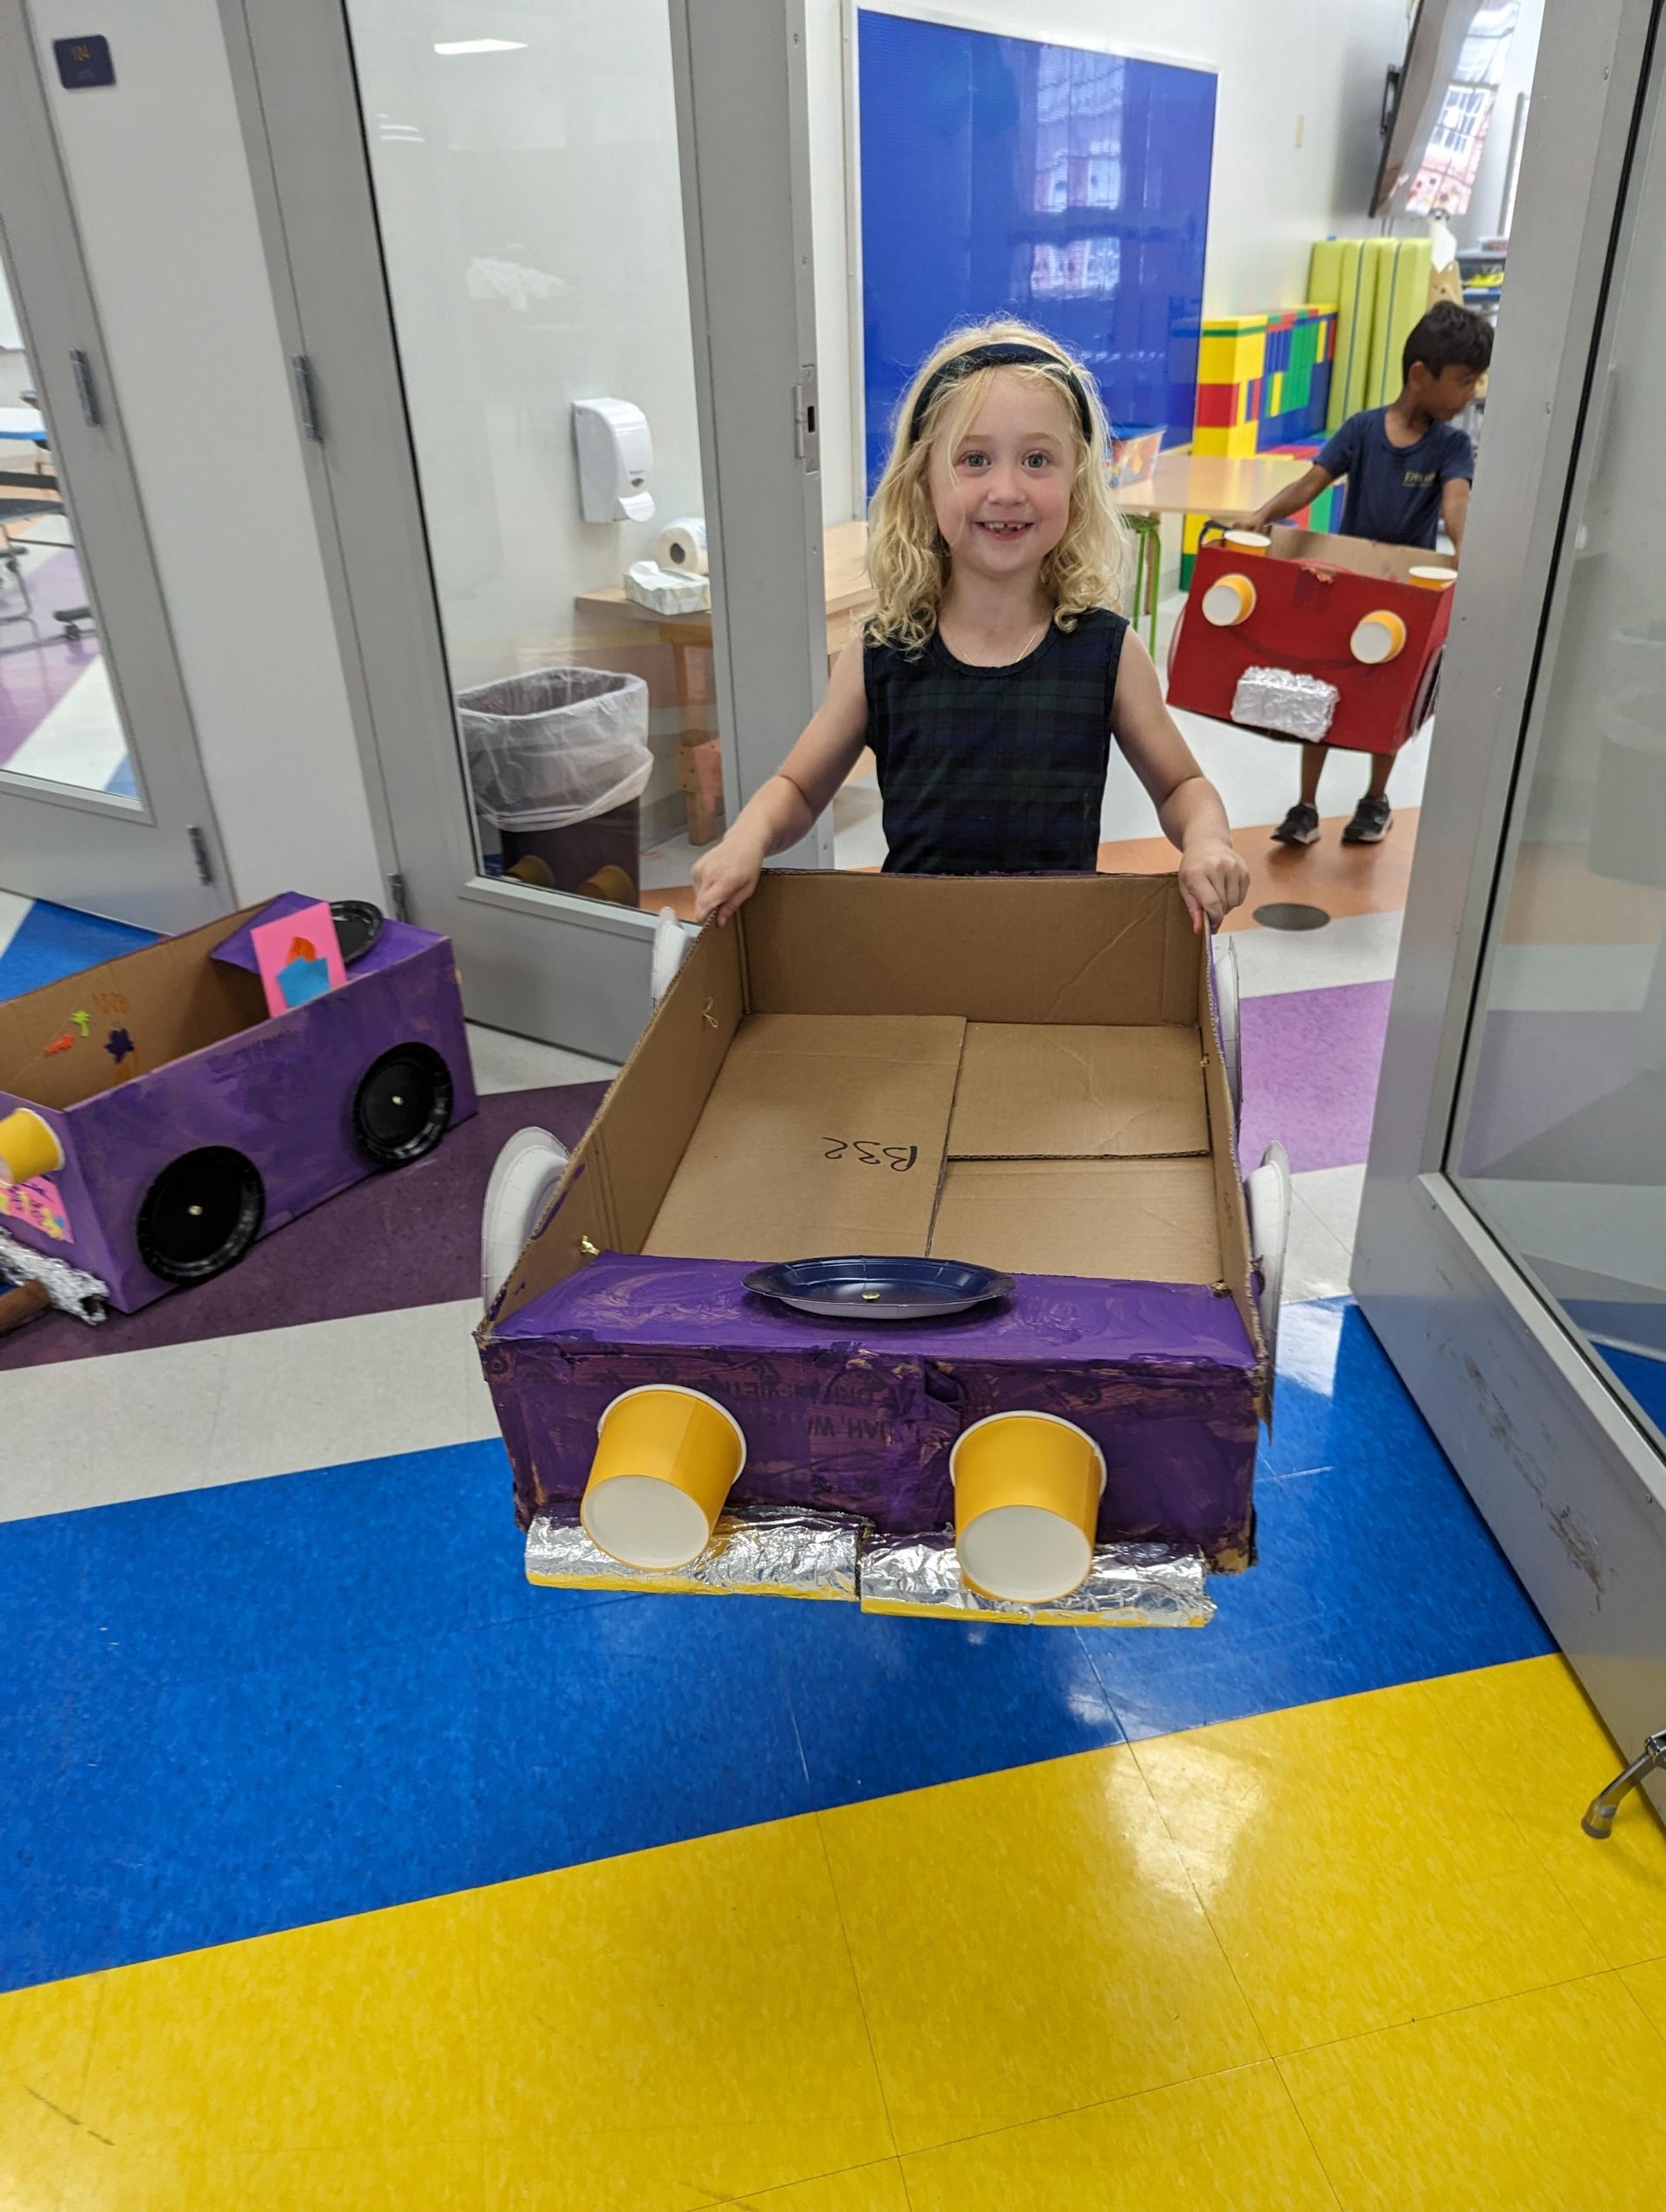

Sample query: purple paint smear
[1238,978,1392,1174]
[482,1253,1259,1567]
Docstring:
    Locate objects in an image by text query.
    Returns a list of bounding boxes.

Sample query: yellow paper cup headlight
[1407,565,1456,590]
[1222,529,1271,556]
[1202,572,1256,627]
[580,1384,746,1570]
[951,1411,1106,1605]
[1350,609,1407,664]
[0,1108,64,1187]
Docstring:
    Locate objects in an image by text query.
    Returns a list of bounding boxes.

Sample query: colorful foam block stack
[1177,307,1337,583]
[1309,236,1433,428]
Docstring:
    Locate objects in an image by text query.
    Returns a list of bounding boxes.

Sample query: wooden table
[574,522,875,845]
[1113,451,1313,653]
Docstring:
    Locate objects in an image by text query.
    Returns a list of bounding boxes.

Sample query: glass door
[227,0,830,1062]
[1355,0,1666,1781]
[0,3,226,931]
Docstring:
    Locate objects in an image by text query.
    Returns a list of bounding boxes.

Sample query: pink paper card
[250,900,349,1018]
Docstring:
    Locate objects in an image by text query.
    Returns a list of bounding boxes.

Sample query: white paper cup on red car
[581,1384,746,1570]
[0,1108,63,1187]
[1202,572,1257,628]
[951,1411,1106,1604]
[1349,609,1407,664]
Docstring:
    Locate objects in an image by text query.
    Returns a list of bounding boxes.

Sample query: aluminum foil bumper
[1232,664,1339,742]
[526,1506,861,1601]
[524,1507,1212,1627]
[859,1531,1212,1626]
[0,1227,108,1324]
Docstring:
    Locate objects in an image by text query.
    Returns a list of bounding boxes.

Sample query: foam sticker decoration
[1350,609,1407,664]
[250,899,348,1018]
[0,1107,64,1186]
[0,1174,73,1244]
[1202,572,1257,627]
[104,1027,134,1065]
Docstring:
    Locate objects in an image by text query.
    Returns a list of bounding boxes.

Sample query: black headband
[908,340,1097,447]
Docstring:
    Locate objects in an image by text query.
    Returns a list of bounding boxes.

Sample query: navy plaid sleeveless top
[864,607,1127,874]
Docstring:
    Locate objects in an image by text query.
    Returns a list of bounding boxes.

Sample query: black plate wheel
[352,1043,454,1168]
[136,1148,266,1285]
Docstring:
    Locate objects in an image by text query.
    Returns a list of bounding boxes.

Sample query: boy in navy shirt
[1243,301,1493,847]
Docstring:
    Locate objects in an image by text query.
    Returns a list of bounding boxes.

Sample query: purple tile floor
[1237,978,1393,1175]
[0,1080,610,1371]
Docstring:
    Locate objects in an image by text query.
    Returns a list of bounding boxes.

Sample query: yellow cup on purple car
[951,1411,1106,1604]
[0,1108,63,1187]
[581,1384,746,1570]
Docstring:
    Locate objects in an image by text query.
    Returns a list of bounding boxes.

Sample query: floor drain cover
[1253,901,1331,932]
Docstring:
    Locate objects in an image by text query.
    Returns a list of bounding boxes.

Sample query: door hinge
[187,824,214,887]
[793,363,819,474]
[69,348,100,428]
[291,354,323,443]
[386,871,410,923]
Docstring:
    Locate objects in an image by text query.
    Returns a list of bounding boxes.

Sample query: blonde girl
[691,319,1249,933]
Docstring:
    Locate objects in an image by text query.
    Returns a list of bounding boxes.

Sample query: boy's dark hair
[1402,301,1494,381]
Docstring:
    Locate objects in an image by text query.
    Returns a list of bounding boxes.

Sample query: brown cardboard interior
[947,1023,1208,1160]
[738,871,1202,1024]
[486,875,1265,1384]
[0,903,268,1110]
[644,1013,965,1263]
[1266,527,1454,586]
[930,1157,1223,1283]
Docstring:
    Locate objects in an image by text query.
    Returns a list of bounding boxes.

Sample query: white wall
[27,0,386,908]
[806,0,1413,520]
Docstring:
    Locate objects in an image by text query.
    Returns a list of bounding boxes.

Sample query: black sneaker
[1342,794,1394,845]
[1271,802,1321,847]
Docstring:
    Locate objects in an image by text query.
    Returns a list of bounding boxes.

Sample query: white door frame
[1356,0,1666,1800]
[0,2,228,932]
[219,0,830,1063]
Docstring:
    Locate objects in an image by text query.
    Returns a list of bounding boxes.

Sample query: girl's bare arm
[691,638,869,923]
[1112,632,1251,931]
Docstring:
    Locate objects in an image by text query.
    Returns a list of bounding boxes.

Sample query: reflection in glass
[0,261,136,801]
[344,2,725,919]
[1453,68,1666,1449]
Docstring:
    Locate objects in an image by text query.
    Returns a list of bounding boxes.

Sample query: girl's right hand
[691,829,767,925]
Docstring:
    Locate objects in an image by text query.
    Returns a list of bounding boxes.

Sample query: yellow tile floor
[4,1652,1665,2210]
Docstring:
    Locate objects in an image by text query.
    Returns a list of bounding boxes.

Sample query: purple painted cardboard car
[0,892,476,1313]
[478,874,1280,1575]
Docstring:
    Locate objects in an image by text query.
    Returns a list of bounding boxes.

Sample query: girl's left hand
[1177,840,1251,933]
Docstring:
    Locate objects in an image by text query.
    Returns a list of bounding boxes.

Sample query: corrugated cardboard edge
[480,913,744,1338]
[1200,933,1270,1426]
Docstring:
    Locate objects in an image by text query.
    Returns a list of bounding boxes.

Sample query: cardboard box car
[0,894,475,1312]
[1168,525,1453,756]
[478,873,1266,1571]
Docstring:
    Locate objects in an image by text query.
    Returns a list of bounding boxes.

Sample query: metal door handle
[69,348,100,427]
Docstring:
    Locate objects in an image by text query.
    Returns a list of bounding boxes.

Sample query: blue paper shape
[277,956,331,1011]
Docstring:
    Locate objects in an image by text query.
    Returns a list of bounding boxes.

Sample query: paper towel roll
[657,516,708,575]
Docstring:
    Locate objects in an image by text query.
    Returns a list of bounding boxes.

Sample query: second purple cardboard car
[0,893,475,1312]
[479,873,1266,1570]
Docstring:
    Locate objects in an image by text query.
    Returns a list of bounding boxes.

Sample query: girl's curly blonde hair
[865,318,1134,656]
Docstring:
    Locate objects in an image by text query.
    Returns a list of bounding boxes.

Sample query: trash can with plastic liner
[458,667,652,905]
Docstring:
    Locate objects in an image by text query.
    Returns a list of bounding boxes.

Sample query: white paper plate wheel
[481,1126,571,1311]
[651,906,696,1006]
[1245,1141,1292,1405]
